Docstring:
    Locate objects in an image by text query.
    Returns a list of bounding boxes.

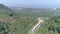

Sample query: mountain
[0,4,16,18]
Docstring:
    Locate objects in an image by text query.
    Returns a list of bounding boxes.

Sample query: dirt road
[29,18,44,34]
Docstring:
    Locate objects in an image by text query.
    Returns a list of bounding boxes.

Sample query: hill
[1,4,60,34]
[0,4,38,34]
[11,7,60,17]
[36,15,60,34]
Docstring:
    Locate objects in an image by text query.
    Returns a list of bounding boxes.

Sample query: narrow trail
[29,17,44,34]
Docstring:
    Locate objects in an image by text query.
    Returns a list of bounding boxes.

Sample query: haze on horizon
[0,0,60,8]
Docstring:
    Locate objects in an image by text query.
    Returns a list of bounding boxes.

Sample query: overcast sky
[0,0,60,8]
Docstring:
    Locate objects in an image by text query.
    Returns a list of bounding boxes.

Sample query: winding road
[29,17,44,34]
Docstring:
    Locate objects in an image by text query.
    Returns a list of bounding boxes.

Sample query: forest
[36,15,60,34]
[0,4,60,34]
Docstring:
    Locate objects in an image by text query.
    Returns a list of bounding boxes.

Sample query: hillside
[0,4,38,34]
[10,7,60,34]
[0,4,19,34]
[1,4,60,34]
[36,15,60,34]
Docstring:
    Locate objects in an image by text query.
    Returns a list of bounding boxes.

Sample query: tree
[56,27,60,34]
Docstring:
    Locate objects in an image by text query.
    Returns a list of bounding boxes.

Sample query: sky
[0,0,60,8]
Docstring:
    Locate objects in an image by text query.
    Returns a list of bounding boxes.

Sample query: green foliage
[13,17,37,34]
[0,22,11,34]
[1,4,60,34]
[36,15,60,34]
[0,5,38,34]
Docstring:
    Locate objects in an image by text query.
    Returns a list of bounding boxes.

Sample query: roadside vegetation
[0,4,60,34]
[36,15,60,34]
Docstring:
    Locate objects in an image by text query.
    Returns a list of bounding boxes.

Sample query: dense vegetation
[36,15,60,34]
[1,4,60,34]
[12,8,60,17]
[0,4,38,34]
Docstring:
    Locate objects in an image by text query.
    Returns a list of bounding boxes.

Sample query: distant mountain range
[8,4,60,8]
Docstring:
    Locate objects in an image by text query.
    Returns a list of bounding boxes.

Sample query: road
[29,17,44,34]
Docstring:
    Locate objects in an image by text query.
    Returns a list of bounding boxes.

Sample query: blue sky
[0,0,60,8]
